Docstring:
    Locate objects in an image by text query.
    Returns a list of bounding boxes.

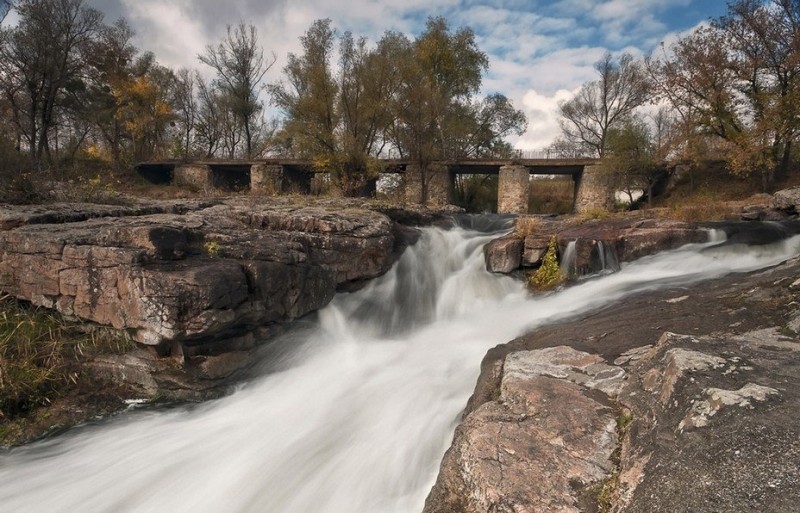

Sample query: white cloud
[511,88,576,150]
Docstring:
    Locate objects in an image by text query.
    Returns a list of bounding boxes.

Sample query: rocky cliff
[0,198,409,359]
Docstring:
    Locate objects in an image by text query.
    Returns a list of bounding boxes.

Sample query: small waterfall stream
[1,218,799,513]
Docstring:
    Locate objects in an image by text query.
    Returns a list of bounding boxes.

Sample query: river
[1,217,798,513]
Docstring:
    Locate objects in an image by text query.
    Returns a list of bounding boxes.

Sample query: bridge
[135,157,608,214]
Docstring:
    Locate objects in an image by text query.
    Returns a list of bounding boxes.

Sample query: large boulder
[424,346,625,513]
[772,186,800,214]
[484,236,523,273]
[0,200,397,356]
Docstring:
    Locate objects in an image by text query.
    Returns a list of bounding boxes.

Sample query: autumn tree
[270,19,338,159]
[559,53,650,157]
[200,22,275,158]
[649,0,800,188]
[271,17,525,199]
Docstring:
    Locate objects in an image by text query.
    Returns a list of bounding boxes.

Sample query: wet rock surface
[483,215,711,276]
[430,247,800,512]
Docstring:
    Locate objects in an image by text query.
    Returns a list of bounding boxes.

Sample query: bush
[528,237,564,290]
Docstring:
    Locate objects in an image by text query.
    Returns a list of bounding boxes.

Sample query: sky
[5,0,729,149]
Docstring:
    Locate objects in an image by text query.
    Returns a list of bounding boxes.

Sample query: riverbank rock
[484,236,523,273]
[433,248,800,512]
[0,198,403,357]
[485,215,710,275]
[423,347,625,513]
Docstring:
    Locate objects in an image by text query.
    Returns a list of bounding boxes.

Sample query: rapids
[1,217,799,513]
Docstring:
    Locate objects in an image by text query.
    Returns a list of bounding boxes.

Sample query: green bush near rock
[528,237,564,290]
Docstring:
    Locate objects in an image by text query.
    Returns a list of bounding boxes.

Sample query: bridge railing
[511,149,596,160]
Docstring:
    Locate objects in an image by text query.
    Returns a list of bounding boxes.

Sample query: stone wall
[574,165,614,212]
[497,165,530,214]
[404,163,454,206]
[174,164,212,190]
[251,164,284,195]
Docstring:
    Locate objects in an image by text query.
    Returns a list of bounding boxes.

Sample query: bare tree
[559,53,650,157]
[0,0,102,168]
[199,22,275,158]
[173,68,197,159]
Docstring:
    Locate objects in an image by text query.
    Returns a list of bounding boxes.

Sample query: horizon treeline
[0,0,526,196]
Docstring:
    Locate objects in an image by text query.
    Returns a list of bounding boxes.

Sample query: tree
[114,63,175,161]
[648,0,800,188]
[442,93,527,158]
[199,22,275,158]
[270,19,338,159]
[172,68,197,159]
[392,17,492,202]
[0,0,103,168]
[559,53,650,157]
[601,115,664,207]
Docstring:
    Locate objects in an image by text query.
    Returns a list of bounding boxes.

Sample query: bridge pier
[497,165,530,214]
[251,164,283,195]
[574,165,613,213]
[405,163,454,206]
[174,164,212,190]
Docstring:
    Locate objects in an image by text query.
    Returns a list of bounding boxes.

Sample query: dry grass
[0,295,135,420]
[514,216,543,237]
[529,177,574,215]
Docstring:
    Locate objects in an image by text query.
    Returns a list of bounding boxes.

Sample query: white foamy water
[1,220,798,513]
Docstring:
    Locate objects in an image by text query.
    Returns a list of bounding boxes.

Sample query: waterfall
[596,240,620,274]
[559,240,577,278]
[1,218,798,513]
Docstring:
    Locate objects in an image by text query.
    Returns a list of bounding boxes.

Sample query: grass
[514,216,543,237]
[0,295,135,421]
[529,177,574,215]
[595,404,635,512]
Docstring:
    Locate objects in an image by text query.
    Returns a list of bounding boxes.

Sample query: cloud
[510,88,576,150]
[65,0,719,151]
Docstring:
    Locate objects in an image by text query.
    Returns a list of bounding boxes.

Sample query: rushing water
[2,218,800,513]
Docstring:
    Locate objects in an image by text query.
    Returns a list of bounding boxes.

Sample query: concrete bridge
[135,157,609,214]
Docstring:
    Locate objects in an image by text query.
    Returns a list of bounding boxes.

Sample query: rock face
[434,249,800,513]
[424,347,625,513]
[614,330,799,513]
[484,236,523,273]
[486,216,710,275]
[0,199,398,356]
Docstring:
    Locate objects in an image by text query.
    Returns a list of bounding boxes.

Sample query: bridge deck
[136,157,599,175]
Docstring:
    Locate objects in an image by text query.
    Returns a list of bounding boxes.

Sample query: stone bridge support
[174,164,212,190]
[405,163,454,206]
[251,164,284,195]
[497,165,530,214]
[574,165,613,213]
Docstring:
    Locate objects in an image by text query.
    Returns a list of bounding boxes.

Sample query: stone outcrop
[431,246,800,513]
[484,236,523,273]
[484,216,710,276]
[0,199,400,356]
[772,185,800,214]
[424,346,625,513]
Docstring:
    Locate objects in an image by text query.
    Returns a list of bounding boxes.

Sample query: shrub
[528,236,564,290]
